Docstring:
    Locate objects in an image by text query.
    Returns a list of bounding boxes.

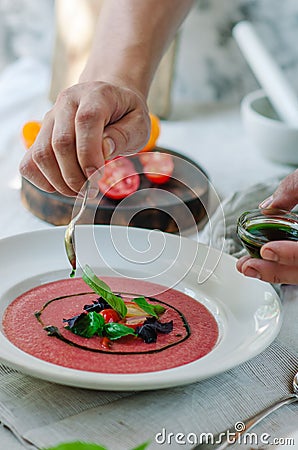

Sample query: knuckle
[99,83,115,99]
[32,144,51,166]
[77,143,91,158]
[76,107,100,125]
[55,87,73,105]
[52,133,73,151]
[278,172,298,201]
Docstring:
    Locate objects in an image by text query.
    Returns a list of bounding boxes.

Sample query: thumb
[102,116,150,160]
[259,169,298,211]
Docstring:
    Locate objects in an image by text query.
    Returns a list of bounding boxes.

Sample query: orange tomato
[139,113,160,152]
[22,121,41,149]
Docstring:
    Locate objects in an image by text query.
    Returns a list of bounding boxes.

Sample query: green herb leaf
[131,442,150,450]
[82,265,127,318]
[43,442,108,450]
[104,322,136,340]
[66,311,105,338]
[43,441,150,450]
[132,297,165,318]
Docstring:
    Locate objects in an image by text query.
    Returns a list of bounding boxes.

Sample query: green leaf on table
[43,442,108,450]
[82,265,127,318]
[104,322,136,340]
[66,311,105,338]
[43,440,150,450]
[132,297,165,318]
[131,442,150,450]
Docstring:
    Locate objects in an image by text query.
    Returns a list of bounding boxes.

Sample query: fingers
[20,81,150,197]
[19,150,56,193]
[74,88,106,180]
[20,112,76,196]
[261,241,298,265]
[103,107,150,157]
[51,92,87,193]
[236,240,298,285]
[260,169,298,210]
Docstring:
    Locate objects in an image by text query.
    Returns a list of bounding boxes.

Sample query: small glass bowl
[237,208,298,258]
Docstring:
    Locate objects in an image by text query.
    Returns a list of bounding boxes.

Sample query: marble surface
[1,0,298,112]
[0,0,54,72]
[173,0,298,108]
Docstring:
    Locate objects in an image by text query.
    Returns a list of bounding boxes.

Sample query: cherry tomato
[139,152,174,185]
[22,121,41,149]
[98,157,140,200]
[100,309,121,323]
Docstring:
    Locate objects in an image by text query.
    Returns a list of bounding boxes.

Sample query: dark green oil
[240,222,298,258]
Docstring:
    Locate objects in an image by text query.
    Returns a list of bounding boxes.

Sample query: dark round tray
[21,148,209,233]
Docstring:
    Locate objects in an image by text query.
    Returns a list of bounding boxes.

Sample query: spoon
[64,180,90,277]
[192,372,298,449]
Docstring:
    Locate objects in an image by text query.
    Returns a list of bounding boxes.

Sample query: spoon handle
[193,395,298,449]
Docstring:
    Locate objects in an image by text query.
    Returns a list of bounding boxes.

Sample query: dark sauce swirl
[35,292,190,355]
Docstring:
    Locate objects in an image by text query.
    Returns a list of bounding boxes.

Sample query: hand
[19,81,150,197]
[236,170,298,284]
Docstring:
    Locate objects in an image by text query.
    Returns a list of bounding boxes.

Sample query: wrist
[79,63,151,99]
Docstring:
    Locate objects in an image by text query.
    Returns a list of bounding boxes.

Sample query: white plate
[0,225,281,391]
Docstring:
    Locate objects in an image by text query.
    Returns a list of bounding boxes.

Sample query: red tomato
[98,157,140,200]
[101,336,112,349]
[100,309,121,323]
[139,152,174,185]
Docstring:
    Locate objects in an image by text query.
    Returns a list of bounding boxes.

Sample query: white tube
[233,21,298,128]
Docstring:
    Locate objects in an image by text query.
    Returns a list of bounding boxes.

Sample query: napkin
[1,178,298,450]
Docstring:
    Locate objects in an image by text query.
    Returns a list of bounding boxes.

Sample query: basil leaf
[143,316,173,334]
[132,297,165,318]
[82,265,127,318]
[63,313,83,329]
[65,311,105,338]
[43,442,108,450]
[83,298,112,313]
[136,317,173,343]
[104,322,136,340]
[135,323,157,343]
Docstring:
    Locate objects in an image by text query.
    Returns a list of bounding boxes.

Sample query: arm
[237,170,298,284]
[20,0,194,197]
[80,0,193,96]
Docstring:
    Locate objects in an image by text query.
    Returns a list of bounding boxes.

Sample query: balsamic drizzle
[35,291,191,355]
